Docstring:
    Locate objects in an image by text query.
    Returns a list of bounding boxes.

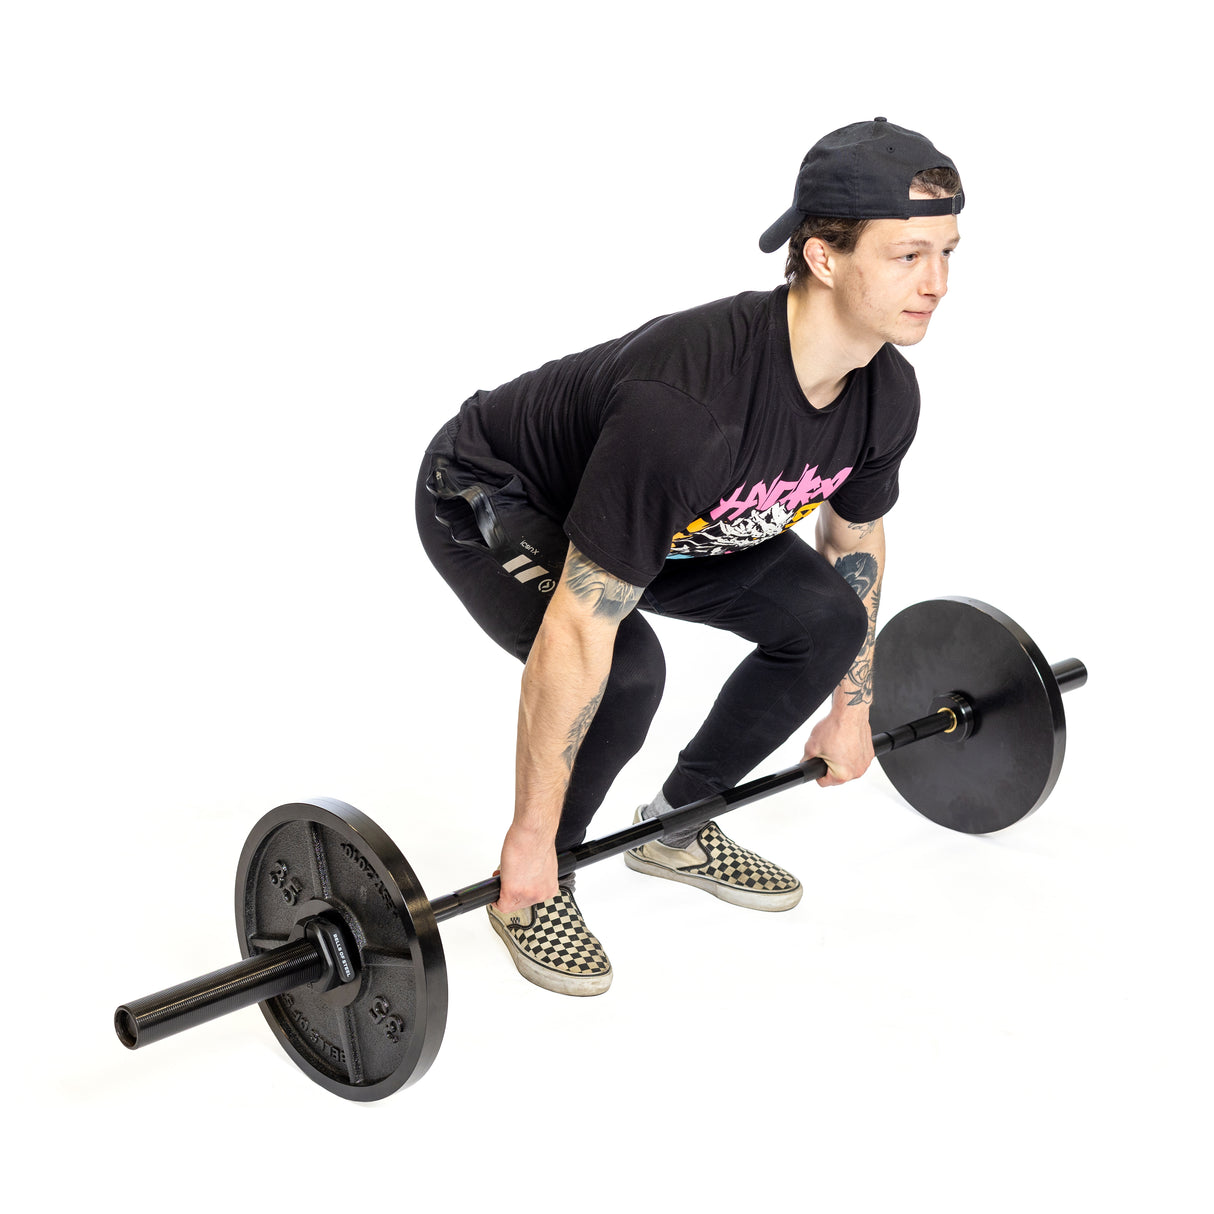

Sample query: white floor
[5,5,1208,1211]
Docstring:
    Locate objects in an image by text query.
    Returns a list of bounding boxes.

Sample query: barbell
[114,597,1086,1101]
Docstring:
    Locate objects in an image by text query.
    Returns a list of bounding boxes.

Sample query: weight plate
[871,598,1066,834]
[235,798,447,1100]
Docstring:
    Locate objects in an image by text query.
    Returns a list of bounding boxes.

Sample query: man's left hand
[802,708,875,788]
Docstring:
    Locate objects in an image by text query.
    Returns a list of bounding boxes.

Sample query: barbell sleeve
[1051,658,1087,692]
[116,938,326,1049]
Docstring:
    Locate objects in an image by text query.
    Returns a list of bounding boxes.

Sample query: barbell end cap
[115,1006,140,1049]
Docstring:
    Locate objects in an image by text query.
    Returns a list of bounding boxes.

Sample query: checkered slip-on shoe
[624,810,803,911]
[486,885,612,996]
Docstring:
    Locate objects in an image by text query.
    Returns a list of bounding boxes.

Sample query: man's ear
[802,237,838,288]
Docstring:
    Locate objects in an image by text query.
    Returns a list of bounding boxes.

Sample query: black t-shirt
[450,285,919,586]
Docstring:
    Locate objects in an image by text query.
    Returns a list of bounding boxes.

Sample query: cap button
[874,116,887,123]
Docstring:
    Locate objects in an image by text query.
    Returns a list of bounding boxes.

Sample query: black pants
[415,427,868,853]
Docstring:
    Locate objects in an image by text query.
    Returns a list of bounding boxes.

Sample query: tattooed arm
[802,503,886,788]
[495,543,642,913]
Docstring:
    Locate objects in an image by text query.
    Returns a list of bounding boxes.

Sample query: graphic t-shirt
[450,285,919,586]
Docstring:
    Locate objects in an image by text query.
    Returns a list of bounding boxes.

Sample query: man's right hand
[494,822,559,914]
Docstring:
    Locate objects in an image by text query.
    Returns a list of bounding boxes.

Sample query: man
[416,118,962,996]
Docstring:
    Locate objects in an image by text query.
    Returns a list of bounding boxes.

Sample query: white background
[3,2,1208,1210]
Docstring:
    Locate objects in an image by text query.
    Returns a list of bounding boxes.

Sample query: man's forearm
[512,545,642,839]
[833,565,881,709]
[513,618,613,842]
[820,516,885,712]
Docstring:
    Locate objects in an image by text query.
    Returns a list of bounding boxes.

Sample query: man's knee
[756,574,869,694]
[808,576,869,685]
[606,615,666,732]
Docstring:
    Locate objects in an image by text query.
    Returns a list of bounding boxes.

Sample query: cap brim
[759,206,803,254]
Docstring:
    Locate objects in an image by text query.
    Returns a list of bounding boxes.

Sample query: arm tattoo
[845,518,879,540]
[845,660,873,706]
[834,551,879,601]
[562,676,609,771]
[867,582,881,642]
[833,550,881,707]
[564,548,643,623]
[842,583,881,706]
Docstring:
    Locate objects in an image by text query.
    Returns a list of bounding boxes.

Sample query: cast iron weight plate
[236,798,448,1100]
[871,597,1066,834]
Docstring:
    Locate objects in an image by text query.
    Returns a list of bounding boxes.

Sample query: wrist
[829,687,871,718]
[507,813,557,847]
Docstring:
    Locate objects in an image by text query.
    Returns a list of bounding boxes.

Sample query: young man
[416,118,962,996]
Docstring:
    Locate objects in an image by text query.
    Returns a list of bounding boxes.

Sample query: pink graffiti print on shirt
[669,463,853,559]
[710,464,853,522]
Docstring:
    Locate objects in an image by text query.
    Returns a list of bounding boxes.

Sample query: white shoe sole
[487,913,613,997]
[624,848,803,912]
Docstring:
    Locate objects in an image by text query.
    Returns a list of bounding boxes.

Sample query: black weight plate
[235,798,447,1100]
[871,598,1065,834]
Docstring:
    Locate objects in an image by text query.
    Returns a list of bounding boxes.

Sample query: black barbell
[115,597,1086,1100]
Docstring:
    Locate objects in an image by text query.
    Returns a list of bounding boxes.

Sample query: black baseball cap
[759,117,963,253]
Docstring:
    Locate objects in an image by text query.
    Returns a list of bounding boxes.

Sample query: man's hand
[494,822,559,914]
[802,705,875,788]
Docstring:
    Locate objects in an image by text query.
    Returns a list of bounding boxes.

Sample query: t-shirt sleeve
[563,381,731,586]
[826,366,920,524]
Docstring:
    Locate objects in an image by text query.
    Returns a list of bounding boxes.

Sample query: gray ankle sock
[642,790,701,849]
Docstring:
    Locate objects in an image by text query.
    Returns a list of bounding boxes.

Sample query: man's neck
[786,284,883,410]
